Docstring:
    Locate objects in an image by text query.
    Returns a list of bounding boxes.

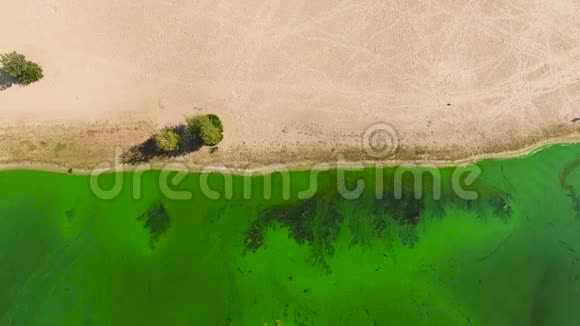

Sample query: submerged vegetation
[138,202,171,249]
[245,198,343,273]
[560,157,580,219]
[244,180,514,273]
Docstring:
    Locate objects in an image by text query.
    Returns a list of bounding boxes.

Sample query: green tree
[0,51,44,85]
[186,114,224,146]
[154,128,181,152]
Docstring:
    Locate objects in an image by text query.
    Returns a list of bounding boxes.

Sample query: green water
[1,144,579,326]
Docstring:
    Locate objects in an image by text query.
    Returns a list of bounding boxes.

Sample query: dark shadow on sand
[121,124,202,164]
[0,70,17,91]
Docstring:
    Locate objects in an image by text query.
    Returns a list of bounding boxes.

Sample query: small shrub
[186,114,224,146]
[0,51,44,85]
[154,128,181,152]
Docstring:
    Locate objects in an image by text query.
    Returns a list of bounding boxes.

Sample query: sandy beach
[0,0,579,171]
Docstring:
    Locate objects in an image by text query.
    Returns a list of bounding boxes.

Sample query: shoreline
[1,133,578,176]
[2,1,578,179]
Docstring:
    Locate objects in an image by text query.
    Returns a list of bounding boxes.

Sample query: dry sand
[0,0,579,171]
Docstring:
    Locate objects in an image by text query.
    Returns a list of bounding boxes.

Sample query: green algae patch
[0,143,579,325]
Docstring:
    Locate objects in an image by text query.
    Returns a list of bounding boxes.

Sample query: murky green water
[0,143,579,326]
